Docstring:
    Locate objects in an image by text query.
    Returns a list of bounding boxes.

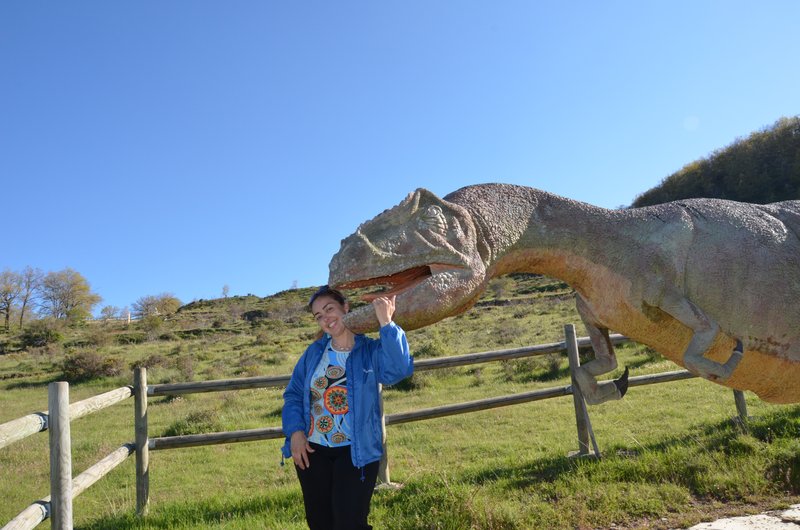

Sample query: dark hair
[308,285,347,311]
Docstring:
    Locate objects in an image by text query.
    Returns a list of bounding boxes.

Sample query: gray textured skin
[329,183,800,404]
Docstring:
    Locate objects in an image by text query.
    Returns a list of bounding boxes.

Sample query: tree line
[0,266,181,332]
[632,116,800,207]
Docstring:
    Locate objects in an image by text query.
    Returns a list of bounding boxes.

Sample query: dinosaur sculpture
[328,183,800,405]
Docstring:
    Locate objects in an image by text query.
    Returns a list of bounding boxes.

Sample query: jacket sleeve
[282,350,309,437]
[375,321,414,385]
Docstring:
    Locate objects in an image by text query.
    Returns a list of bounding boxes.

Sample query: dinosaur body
[328,183,800,404]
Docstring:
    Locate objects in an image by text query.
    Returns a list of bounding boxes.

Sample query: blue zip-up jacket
[281,321,413,468]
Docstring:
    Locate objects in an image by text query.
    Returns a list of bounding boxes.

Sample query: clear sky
[2,1,799,315]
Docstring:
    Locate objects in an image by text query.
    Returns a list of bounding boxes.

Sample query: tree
[222,285,230,298]
[0,269,22,332]
[100,305,120,321]
[18,266,43,327]
[39,268,102,323]
[132,293,181,319]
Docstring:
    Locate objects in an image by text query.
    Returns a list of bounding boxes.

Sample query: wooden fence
[0,324,749,529]
[0,385,135,530]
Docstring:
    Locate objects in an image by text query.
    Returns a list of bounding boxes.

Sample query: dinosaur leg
[575,295,629,405]
[658,293,743,381]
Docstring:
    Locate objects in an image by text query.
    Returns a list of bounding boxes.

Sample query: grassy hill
[1,275,799,529]
[633,116,800,207]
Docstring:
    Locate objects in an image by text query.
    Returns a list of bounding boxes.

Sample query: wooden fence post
[733,389,748,425]
[134,367,150,516]
[565,325,600,458]
[376,384,394,487]
[48,381,73,530]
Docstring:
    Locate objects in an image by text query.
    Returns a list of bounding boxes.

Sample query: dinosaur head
[328,188,487,333]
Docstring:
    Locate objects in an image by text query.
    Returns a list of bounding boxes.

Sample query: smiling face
[328,188,488,333]
[311,295,351,338]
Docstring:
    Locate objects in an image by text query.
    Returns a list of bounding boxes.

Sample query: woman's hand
[290,431,314,470]
[372,295,396,327]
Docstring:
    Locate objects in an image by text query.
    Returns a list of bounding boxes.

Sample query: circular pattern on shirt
[313,376,327,390]
[326,365,345,379]
[310,388,322,402]
[330,432,348,444]
[323,386,349,415]
[316,415,333,434]
[313,404,324,416]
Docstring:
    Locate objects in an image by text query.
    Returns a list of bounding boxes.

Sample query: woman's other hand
[290,431,314,470]
[372,295,396,327]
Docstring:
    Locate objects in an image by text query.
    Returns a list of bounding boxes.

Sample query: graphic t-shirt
[307,340,352,447]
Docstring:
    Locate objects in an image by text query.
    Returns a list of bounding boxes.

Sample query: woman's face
[311,295,350,336]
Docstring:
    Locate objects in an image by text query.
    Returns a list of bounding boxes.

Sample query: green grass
[1,275,799,529]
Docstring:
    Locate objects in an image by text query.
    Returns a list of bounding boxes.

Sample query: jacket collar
[318,332,366,350]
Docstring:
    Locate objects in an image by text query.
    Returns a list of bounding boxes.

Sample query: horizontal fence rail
[385,369,696,425]
[150,427,284,451]
[148,375,290,397]
[0,386,133,451]
[413,334,628,371]
[4,444,134,530]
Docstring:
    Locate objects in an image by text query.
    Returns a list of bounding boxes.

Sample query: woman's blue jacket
[281,322,413,468]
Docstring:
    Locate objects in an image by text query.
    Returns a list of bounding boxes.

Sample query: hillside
[633,116,800,207]
[0,273,577,386]
[2,274,800,529]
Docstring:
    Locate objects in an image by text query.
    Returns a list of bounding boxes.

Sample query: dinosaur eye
[418,205,447,235]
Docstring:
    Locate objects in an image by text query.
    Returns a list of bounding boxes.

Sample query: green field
[2,275,799,529]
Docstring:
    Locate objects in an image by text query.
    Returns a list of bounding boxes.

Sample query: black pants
[295,443,380,530]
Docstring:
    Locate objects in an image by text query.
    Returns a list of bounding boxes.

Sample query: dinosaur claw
[613,366,630,398]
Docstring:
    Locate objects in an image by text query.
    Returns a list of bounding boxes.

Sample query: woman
[282,285,413,530]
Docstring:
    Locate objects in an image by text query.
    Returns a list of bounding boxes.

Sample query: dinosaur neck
[448,184,621,289]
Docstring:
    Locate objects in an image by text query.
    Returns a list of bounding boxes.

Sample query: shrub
[494,320,526,345]
[201,366,224,380]
[391,372,429,392]
[163,409,222,437]
[236,353,263,376]
[264,351,288,365]
[175,354,194,381]
[500,354,565,383]
[84,328,111,347]
[158,331,179,341]
[469,367,485,386]
[130,354,168,370]
[62,351,124,382]
[116,332,147,345]
[20,320,63,349]
[139,315,163,335]
[242,309,269,322]
[254,330,271,345]
[414,340,447,358]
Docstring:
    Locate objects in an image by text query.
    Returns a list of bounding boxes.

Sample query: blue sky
[2,1,799,315]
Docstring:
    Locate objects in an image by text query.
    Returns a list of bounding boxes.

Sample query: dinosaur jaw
[333,264,483,333]
[335,265,442,302]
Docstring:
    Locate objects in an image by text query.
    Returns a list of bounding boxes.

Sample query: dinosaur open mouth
[335,265,434,302]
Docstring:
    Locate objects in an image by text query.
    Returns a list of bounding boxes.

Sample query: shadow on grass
[5,375,61,390]
[76,407,800,529]
[465,405,800,494]
[77,490,304,530]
